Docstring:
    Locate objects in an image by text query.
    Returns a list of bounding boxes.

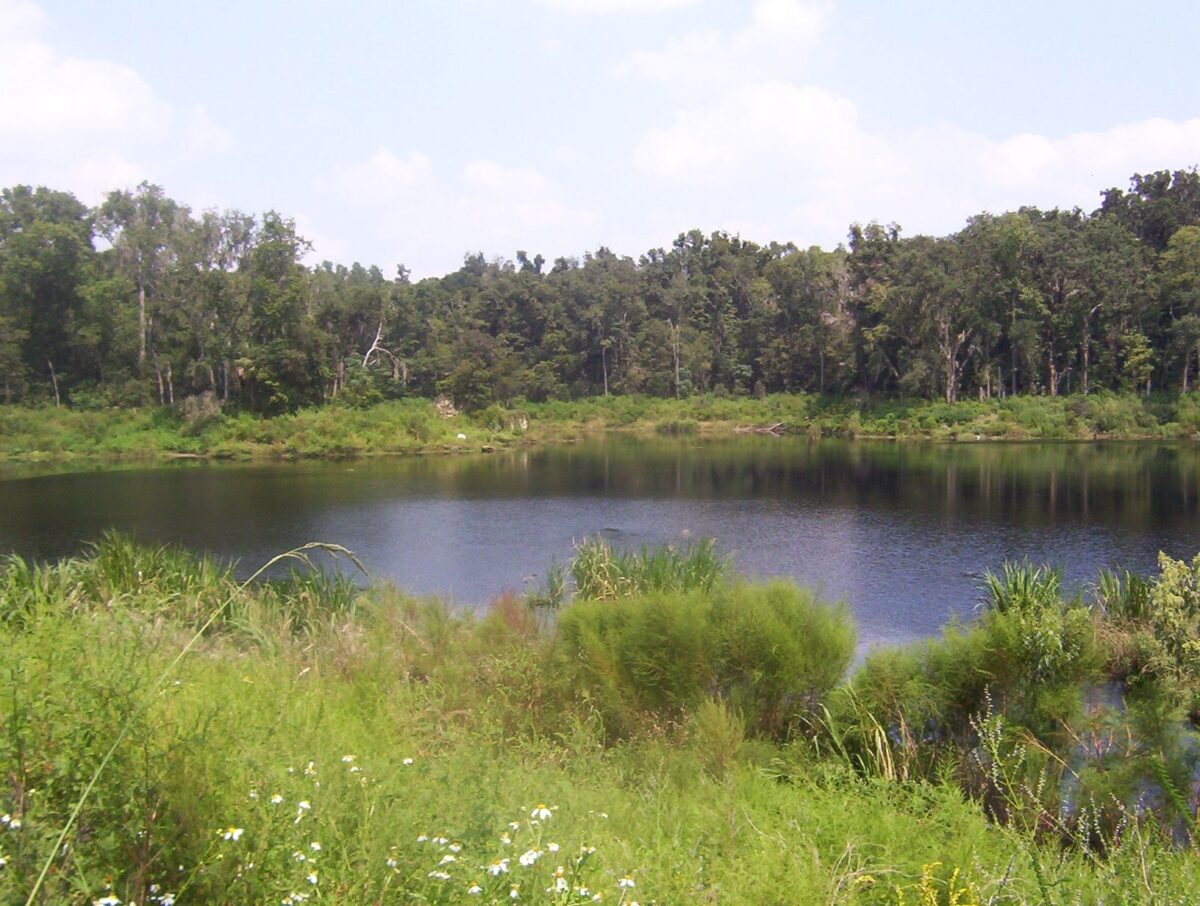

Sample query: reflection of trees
[452,438,1200,529]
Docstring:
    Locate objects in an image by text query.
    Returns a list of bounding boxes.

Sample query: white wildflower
[487,857,510,876]
[618,876,636,889]
[310,841,321,852]
[306,871,318,885]
[222,827,244,841]
[271,794,284,805]
[518,848,541,867]
[530,804,553,822]
[428,870,451,881]
[467,884,482,895]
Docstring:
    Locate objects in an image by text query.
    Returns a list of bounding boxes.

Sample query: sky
[2,0,1199,278]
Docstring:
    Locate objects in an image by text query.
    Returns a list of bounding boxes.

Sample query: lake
[3,437,1200,648]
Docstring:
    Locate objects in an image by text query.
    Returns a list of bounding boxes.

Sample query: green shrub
[708,581,855,736]
[556,580,854,740]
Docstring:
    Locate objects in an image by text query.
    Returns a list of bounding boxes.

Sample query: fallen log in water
[733,422,785,435]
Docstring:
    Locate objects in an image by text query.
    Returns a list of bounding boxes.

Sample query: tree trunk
[165,362,174,405]
[47,359,60,407]
[601,343,609,397]
[1081,335,1090,396]
[669,320,681,399]
[1010,296,1018,397]
[137,262,147,376]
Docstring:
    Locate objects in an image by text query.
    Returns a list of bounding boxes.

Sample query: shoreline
[2,391,1198,471]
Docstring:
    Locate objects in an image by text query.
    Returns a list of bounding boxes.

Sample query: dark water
[3,438,1200,648]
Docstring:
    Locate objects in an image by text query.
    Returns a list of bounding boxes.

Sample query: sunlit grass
[2,537,1200,903]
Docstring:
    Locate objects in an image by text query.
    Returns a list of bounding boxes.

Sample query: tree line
[2,169,1200,413]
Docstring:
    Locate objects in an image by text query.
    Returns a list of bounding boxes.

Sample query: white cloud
[182,105,235,156]
[631,74,1200,246]
[0,0,231,200]
[0,0,43,38]
[615,0,828,86]
[635,81,867,182]
[334,149,436,204]
[329,151,601,277]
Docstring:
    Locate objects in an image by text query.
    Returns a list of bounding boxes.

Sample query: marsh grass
[569,535,726,600]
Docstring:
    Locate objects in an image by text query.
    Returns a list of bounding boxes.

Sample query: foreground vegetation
[3,536,1200,903]
[3,390,1200,465]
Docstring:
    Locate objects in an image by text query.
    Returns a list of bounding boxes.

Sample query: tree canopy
[3,168,1200,411]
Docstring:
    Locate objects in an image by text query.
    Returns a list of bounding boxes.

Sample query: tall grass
[569,535,726,600]
[3,539,1200,902]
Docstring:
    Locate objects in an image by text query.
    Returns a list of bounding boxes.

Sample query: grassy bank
[3,391,1200,465]
[2,537,1200,903]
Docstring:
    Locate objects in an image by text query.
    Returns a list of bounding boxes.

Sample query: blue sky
[3,0,1199,276]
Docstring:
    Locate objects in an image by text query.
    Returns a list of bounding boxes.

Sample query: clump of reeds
[569,535,726,601]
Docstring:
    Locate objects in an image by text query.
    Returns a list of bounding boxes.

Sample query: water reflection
[2,438,1199,649]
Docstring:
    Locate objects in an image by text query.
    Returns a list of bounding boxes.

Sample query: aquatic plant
[569,535,726,601]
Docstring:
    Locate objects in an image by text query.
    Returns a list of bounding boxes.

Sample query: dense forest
[2,169,1200,414]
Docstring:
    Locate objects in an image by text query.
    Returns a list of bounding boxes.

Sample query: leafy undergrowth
[3,391,1200,465]
[2,537,1199,904]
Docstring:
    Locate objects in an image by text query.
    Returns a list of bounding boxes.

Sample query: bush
[555,580,854,740]
[708,581,855,736]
